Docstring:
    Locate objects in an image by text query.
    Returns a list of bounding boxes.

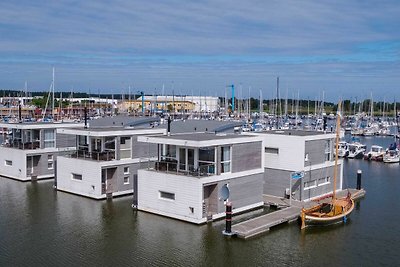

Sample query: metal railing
[2,140,41,150]
[141,159,216,177]
[70,150,116,161]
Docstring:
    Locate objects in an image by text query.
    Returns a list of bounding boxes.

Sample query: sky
[0,0,399,101]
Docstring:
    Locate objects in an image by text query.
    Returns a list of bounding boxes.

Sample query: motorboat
[351,127,363,136]
[364,145,385,161]
[383,143,400,163]
[335,141,349,158]
[347,142,367,159]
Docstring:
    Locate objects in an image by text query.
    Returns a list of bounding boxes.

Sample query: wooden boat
[301,101,355,229]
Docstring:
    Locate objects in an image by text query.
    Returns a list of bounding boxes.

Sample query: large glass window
[162,145,176,161]
[104,137,115,150]
[188,149,194,171]
[199,147,215,174]
[44,129,55,148]
[78,135,89,151]
[179,148,186,170]
[221,146,231,173]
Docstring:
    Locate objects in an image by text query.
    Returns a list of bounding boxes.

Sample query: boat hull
[301,199,355,229]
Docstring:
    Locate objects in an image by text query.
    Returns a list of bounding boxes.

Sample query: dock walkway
[231,188,366,239]
[232,206,301,239]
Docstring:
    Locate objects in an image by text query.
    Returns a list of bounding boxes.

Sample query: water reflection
[1,135,400,266]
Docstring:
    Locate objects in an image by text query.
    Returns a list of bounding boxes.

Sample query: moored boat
[347,142,367,159]
[301,101,355,229]
[383,143,400,163]
[364,145,385,161]
[335,141,349,158]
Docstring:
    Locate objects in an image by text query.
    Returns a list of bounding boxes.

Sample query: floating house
[136,132,265,224]
[0,122,81,181]
[55,126,165,199]
[252,130,342,201]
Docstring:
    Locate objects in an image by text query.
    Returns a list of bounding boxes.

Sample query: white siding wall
[0,148,27,180]
[138,170,204,223]
[57,157,102,199]
[263,135,305,171]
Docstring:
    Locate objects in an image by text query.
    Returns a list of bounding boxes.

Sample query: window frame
[159,191,175,201]
[71,173,83,181]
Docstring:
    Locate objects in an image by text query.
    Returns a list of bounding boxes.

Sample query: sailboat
[300,101,355,229]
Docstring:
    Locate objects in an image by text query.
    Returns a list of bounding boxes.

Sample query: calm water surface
[0,135,399,266]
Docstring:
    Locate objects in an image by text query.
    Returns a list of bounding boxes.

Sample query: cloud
[0,0,399,100]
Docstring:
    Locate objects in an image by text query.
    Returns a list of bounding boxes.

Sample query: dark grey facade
[304,139,334,165]
[231,141,262,172]
[56,133,76,148]
[264,164,342,201]
[204,172,264,214]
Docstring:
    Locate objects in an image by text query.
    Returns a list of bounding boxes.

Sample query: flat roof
[257,130,333,137]
[0,122,83,129]
[57,127,165,137]
[138,132,262,147]
[160,132,246,141]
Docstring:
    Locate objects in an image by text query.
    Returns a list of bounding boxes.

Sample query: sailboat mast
[333,101,342,200]
[52,67,55,119]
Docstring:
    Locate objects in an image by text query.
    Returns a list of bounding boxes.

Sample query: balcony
[70,150,116,161]
[2,140,41,150]
[141,159,216,177]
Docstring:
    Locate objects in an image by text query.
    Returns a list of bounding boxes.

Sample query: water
[1,135,399,266]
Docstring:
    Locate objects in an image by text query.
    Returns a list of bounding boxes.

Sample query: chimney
[167,116,171,136]
[84,107,88,129]
[18,103,22,123]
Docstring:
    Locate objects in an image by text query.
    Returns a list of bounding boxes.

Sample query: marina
[1,1,399,265]
[0,98,398,265]
[0,136,397,265]
[232,188,366,239]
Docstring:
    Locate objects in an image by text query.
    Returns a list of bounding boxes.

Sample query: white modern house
[136,132,265,224]
[0,122,81,181]
[252,130,343,201]
[55,126,165,199]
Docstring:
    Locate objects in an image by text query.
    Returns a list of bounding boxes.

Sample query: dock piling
[357,170,362,190]
[222,202,235,236]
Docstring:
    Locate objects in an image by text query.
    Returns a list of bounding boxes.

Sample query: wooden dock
[231,188,366,239]
[232,206,301,239]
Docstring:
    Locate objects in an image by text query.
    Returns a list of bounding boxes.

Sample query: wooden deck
[232,206,301,239]
[231,188,366,239]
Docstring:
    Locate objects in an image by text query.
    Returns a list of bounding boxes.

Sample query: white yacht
[383,149,400,163]
[335,141,349,158]
[383,143,400,163]
[347,142,367,159]
[351,127,364,136]
[364,145,385,161]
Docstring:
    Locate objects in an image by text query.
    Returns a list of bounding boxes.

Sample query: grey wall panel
[264,164,342,200]
[304,138,334,166]
[36,152,55,177]
[231,141,262,173]
[263,168,294,198]
[114,162,139,193]
[214,173,264,213]
[305,140,326,165]
[132,135,159,159]
[301,164,341,201]
[56,133,76,148]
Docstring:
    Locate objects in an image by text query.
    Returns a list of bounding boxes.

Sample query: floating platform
[232,206,301,239]
[231,188,366,239]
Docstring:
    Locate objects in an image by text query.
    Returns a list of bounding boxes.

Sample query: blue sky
[0,0,399,101]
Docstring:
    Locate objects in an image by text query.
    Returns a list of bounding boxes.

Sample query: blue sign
[291,171,304,179]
